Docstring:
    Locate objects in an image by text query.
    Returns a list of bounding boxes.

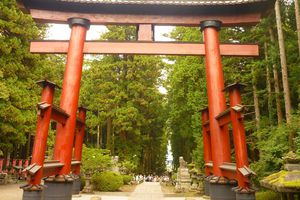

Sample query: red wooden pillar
[18,160,23,174]
[74,107,87,175]
[225,83,250,189]
[24,159,29,168]
[201,108,212,176]
[200,20,231,177]
[28,80,57,186]
[6,158,10,168]
[53,18,90,175]
[0,159,3,173]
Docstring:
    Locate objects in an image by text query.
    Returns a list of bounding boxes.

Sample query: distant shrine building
[18,0,275,200]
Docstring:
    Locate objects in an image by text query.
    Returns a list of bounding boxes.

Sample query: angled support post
[224,83,255,200]
[200,20,236,200]
[45,18,90,200]
[21,80,57,200]
[201,108,213,197]
[201,108,212,176]
[72,107,87,194]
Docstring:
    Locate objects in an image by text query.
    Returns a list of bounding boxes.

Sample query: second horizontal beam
[30,41,259,56]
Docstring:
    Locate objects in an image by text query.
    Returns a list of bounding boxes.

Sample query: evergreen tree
[80,26,167,174]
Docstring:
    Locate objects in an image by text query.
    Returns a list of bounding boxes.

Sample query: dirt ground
[119,184,137,192]
[160,183,175,194]
[0,183,23,200]
[160,183,202,197]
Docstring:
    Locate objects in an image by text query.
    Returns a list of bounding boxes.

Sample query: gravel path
[129,182,164,200]
[0,182,205,200]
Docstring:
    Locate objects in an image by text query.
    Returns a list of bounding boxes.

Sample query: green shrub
[256,191,278,200]
[81,146,112,174]
[120,160,137,174]
[122,175,133,185]
[171,173,177,181]
[92,171,123,191]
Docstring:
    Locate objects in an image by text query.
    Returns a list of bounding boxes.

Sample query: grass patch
[256,191,278,200]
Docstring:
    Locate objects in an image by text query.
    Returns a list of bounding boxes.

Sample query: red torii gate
[18,0,274,200]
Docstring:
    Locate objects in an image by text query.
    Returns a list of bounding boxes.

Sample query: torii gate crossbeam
[30,41,259,56]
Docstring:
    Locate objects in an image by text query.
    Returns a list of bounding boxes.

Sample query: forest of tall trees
[1,0,300,187]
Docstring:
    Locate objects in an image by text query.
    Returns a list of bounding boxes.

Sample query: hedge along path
[129,182,164,200]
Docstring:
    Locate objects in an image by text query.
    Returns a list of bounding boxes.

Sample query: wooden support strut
[24,119,86,179]
[26,80,57,186]
[224,83,254,190]
[73,107,87,175]
[30,41,259,56]
[37,103,85,128]
[201,108,212,176]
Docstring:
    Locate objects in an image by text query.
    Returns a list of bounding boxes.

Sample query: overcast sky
[46,24,174,41]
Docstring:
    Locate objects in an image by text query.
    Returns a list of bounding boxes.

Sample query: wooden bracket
[238,166,256,177]
[23,163,42,176]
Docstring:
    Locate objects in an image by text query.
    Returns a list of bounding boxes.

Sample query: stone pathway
[75,182,205,200]
[0,182,205,200]
[129,182,164,200]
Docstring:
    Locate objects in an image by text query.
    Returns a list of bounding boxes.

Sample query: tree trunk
[269,27,283,124]
[295,0,300,56]
[96,124,101,148]
[264,42,273,123]
[106,117,112,152]
[275,0,292,124]
[252,68,261,130]
[26,133,31,159]
[111,126,115,155]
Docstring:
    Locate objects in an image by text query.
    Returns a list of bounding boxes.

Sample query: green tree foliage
[81,146,112,174]
[80,25,167,174]
[0,1,65,160]
[0,0,44,157]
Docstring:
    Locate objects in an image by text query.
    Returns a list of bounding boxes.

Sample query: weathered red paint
[202,22,231,177]
[18,160,23,174]
[51,106,69,125]
[216,109,231,127]
[53,21,88,175]
[18,160,22,167]
[201,108,212,176]
[24,160,29,168]
[30,41,259,56]
[0,159,3,173]
[228,84,250,188]
[73,107,87,175]
[30,82,55,185]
